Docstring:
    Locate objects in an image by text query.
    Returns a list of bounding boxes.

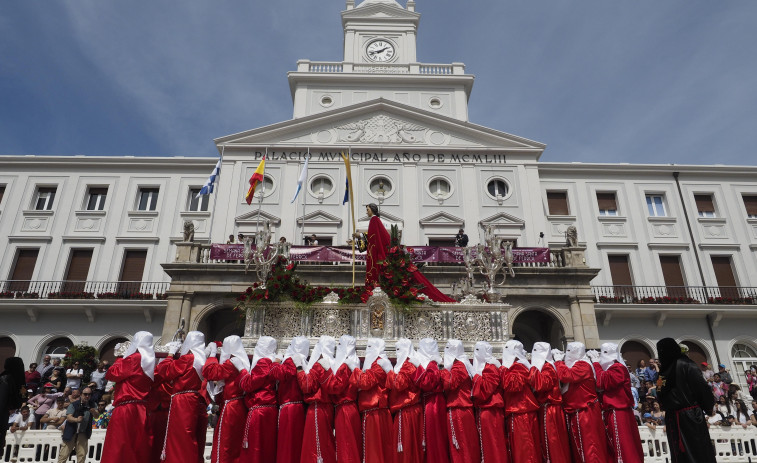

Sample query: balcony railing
[592,285,757,305]
[0,280,170,300]
[297,60,466,76]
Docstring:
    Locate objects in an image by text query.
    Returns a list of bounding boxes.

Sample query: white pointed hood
[305,335,336,373]
[283,336,310,369]
[416,338,442,369]
[530,342,553,372]
[394,338,415,373]
[363,338,388,370]
[502,340,530,369]
[565,342,590,369]
[251,336,277,370]
[443,339,474,377]
[599,342,624,371]
[333,335,359,372]
[123,331,155,380]
[473,341,501,375]
[179,331,206,378]
[219,335,250,371]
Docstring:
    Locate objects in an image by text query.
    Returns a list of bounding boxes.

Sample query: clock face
[366,40,395,62]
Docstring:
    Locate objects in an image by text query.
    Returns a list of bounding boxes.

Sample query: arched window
[731,342,757,387]
[620,340,652,374]
[680,340,708,367]
[99,337,129,364]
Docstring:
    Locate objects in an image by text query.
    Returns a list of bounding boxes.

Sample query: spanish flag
[245,156,266,205]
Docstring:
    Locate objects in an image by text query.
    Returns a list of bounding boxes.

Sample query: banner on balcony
[210,245,550,264]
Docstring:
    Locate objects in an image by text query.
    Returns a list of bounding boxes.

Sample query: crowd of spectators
[626,356,757,432]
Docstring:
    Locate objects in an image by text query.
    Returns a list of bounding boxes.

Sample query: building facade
[1,0,756,386]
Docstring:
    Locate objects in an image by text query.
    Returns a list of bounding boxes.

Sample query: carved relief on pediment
[335,115,427,144]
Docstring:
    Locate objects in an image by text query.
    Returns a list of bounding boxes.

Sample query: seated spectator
[25,363,41,394]
[635,359,647,382]
[10,406,34,433]
[89,363,107,403]
[644,380,657,399]
[40,397,68,430]
[750,400,757,428]
[733,399,750,429]
[746,366,757,401]
[65,362,83,390]
[28,383,63,429]
[711,374,728,399]
[650,400,665,426]
[644,359,660,382]
[643,413,658,430]
[48,368,64,392]
[93,401,111,429]
[627,364,641,390]
[727,383,743,402]
[37,356,54,379]
[43,358,63,381]
[709,395,731,425]
[717,364,733,384]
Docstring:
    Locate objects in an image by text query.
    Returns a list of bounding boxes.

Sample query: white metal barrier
[3,427,756,462]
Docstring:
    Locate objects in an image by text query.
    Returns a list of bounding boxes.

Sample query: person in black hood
[1,357,25,457]
[656,338,716,463]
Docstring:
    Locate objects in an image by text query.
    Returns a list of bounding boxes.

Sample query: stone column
[568,295,601,349]
[568,297,585,345]
[161,292,194,343]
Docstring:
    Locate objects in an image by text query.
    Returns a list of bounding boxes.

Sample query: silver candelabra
[245,220,291,288]
[458,225,515,302]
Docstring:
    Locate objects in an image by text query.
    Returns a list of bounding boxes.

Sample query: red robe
[440,360,480,463]
[154,354,208,463]
[555,361,611,463]
[239,358,278,463]
[270,358,306,463]
[529,364,572,463]
[593,362,644,463]
[354,360,393,463]
[102,353,153,463]
[203,358,247,463]
[365,216,455,302]
[472,364,507,463]
[501,363,540,463]
[147,377,170,463]
[323,364,361,463]
[387,361,423,463]
[298,362,336,463]
[413,362,450,463]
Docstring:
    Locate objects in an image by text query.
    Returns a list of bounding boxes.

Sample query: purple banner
[210,245,550,264]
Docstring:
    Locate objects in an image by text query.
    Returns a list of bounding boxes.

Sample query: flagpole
[301,148,309,245]
[348,146,356,287]
[256,147,267,236]
[207,145,225,245]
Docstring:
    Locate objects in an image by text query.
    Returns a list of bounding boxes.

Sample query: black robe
[656,347,716,463]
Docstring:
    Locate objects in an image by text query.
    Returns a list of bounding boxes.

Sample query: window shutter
[608,255,633,285]
[546,192,569,215]
[62,249,93,293]
[743,195,757,216]
[596,192,617,212]
[659,255,686,298]
[118,250,147,295]
[694,194,715,213]
[711,256,738,298]
[8,249,39,292]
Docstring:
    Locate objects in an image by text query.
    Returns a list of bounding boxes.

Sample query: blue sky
[1,1,756,165]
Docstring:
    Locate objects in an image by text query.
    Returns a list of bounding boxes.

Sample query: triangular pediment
[342,2,420,23]
[419,211,464,228]
[235,210,281,226]
[215,99,545,156]
[357,210,403,224]
[478,212,525,229]
[296,210,343,226]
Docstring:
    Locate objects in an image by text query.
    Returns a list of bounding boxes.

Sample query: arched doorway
[99,337,129,364]
[681,340,709,367]
[43,337,74,360]
[511,310,565,352]
[0,337,16,369]
[620,340,652,372]
[196,308,245,343]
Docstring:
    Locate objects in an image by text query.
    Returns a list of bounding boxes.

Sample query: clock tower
[288,0,474,121]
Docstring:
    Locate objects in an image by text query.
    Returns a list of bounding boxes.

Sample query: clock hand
[369,47,389,56]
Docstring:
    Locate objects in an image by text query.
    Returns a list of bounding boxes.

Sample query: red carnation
[286,263,294,271]
[407,264,418,272]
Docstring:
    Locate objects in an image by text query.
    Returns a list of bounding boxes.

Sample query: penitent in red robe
[529,364,572,463]
[440,360,480,463]
[298,362,336,463]
[501,362,540,463]
[387,360,423,463]
[147,378,170,463]
[154,354,208,463]
[472,363,507,463]
[102,353,153,463]
[238,358,278,463]
[270,358,306,463]
[203,358,247,463]
[593,361,644,463]
[354,360,393,463]
[323,364,361,463]
[413,362,450,463]
[555,361,611,463]
[365,216,455,302]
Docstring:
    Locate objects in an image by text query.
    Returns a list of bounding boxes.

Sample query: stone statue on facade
[183,220,195,242]
[565,225,578,247]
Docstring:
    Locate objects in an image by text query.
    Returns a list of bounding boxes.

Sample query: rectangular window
[86,187,108,211]
[118,249,147,295]
[187,188,209,212]
[694,194,716,218]
[546,191,569,215]
[137,188,159,211]
[34,187,57,211]
[743,195,757,218]
[608,254,633,300]
[596,192,618,216]
[61,249,93,293]
[659,255,686,298]
[711,255,739,299]
[8,249,39,292]
[645,194,666,217]
[0,185,5,206]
